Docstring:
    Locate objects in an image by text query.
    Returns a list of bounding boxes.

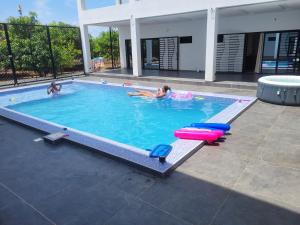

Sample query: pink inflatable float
[174,128,223,143]
[170,91,193,101]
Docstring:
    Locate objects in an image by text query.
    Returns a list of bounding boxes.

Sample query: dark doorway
[141,37,179,71]
[141,38,160,70]
[243,33,260,73]
[125,39,132,69]
[126,37,179,72]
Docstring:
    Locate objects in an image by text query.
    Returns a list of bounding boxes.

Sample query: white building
[77,0,300,82]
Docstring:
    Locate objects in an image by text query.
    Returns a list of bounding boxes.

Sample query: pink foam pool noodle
[174,129,222,143]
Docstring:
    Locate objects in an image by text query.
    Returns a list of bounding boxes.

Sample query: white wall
[78,0,280,25]
[119,19,207,71]
[219,9,300,34]
[118,8,300,72]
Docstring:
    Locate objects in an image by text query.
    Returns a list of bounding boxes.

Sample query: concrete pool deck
[0,76,299,225]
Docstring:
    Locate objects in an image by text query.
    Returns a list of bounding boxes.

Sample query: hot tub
[257,76,300,106]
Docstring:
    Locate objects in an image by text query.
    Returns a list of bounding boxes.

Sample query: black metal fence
[89,27,120,72]
[0,23,84,87]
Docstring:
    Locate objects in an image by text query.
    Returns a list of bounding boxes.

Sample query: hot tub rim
[258,75,300,87]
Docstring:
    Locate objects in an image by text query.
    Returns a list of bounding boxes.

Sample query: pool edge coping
[0,79,257,175]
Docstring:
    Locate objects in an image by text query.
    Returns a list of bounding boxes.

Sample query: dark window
[268,37,276,41]
[180,36,192,44]
[217,35,224,43]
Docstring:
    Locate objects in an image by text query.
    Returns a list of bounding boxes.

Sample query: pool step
[43,132,68,144]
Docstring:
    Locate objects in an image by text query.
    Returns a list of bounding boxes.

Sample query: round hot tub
[257,75,300,106]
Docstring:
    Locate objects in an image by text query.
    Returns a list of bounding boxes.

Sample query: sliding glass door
[141,37,179,71]
[125,40,132,69]
[141,39,160,70]
[277,32,299,74]
[261,33,279,73]
[262,31,300,74]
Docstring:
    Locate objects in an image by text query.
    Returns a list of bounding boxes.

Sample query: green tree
[90,29,119,67]
[1,12,45,77]
[5,12,51,77]
[0,12,82,79]
[48,22,82,74]
[0,25,11,75]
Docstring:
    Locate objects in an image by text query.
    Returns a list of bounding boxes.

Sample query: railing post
[3,24,17,85]
[109,27,114,68]
[46,26,57,79]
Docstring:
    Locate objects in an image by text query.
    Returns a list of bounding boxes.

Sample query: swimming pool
[0,80,256,174]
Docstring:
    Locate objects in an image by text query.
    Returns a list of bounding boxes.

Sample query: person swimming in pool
[128,85,171,98]
[47,81,62,95]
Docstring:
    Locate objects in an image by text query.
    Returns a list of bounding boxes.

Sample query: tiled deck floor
[95,68,263,82]
[0,76,299,225]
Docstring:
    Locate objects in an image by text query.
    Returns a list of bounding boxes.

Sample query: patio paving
[94,68,263,82]
[0,76,299,225]
[91,70,258,90]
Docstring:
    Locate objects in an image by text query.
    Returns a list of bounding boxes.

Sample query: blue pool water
[5,82,236,149]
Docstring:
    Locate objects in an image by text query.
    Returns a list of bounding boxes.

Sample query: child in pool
[128,85,171,98]
[47,81,62,95]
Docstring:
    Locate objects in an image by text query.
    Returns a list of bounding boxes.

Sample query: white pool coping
[0,79,256,175]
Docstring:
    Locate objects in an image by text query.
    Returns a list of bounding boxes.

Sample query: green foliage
[0,25,10,73]
[90,29,119,67]
[7,12,39,25]
[48,22,82,73]
[7,19,51,76]
[0,12,82,77]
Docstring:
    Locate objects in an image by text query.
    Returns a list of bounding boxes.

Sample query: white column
[79,24,92,74]
[205,7,219,82]
[77,0,91,73]
[130,16,142,76]
[116,0,121,5]
[77,0,86,10]
[118,29,126,68]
